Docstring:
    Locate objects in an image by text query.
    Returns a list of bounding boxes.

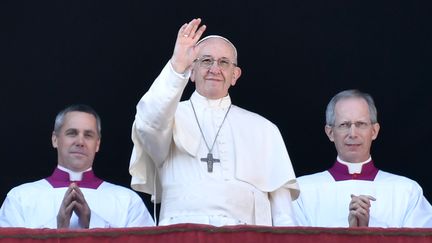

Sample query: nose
[75,134,85,147]
[347,124,359,138]
[208,61,222,73]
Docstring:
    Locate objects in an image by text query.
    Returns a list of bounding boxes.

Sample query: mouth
[204,75,224,82]
[345,144,361,150]
[206,78,223,82]
[70,151,87,157]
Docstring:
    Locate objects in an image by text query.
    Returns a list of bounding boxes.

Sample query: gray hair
[196,35,238,64]
[325,89,378,126]
[53,104,102,137]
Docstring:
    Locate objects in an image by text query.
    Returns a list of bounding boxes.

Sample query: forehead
[61,111,98,131]
[197,38,236,58]
[334,97,370,120]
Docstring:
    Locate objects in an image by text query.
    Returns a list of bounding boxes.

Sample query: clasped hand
[57,183,91,229]
[348,194,376,227]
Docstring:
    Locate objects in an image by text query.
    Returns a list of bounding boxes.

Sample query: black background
[1,1,431,219]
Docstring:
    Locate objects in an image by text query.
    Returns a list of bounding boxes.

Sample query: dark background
[1,1,431,220]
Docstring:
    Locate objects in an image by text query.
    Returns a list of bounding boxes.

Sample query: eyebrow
[200,55,230,59]
[64,128,97,135]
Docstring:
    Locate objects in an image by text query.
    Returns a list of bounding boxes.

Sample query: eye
[201,58,213,66]
[84,132,96,138]
[355,122,369,128]
[219,58,231,68]
[66,130,78,136]
[338,122,351,129]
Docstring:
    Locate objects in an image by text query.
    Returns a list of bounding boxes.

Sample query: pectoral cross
[201,153,220,173]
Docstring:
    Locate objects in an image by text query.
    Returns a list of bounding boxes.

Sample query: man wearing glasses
[293,89,432,227]
[128,18,299,226]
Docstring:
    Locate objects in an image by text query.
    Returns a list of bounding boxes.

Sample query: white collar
[337,156,372,174]
[191,91,232,109]
[57,165,92,181]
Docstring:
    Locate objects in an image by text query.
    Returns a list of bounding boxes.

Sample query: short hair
[196,35,238,64]
[325,89,378,126]
[53,104,102,137]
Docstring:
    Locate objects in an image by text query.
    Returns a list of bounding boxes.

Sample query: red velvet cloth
[1,224,432,243]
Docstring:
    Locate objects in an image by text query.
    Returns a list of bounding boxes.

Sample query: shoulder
[98,181,141,198]
[6,179,50,198]
[8,179,48,192]
[231,105,278,128]
[297,171,331,184]
[377,170,423,188]
[176,100,193,117]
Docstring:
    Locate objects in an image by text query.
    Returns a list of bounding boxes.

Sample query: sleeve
[0,191,58,228]
[292,194,312,226]
[88,211,111,228]
[270,185,298,226]
[129,61,190,201]
[123,193,155,227]
[0,194,26,227]
[401,182,432,227]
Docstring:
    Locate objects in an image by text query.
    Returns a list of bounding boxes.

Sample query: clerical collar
[57,165,90,181]
[45,167,103,189]
[191,91,231,109]
[328,158,379,181]
[337,156,371,174]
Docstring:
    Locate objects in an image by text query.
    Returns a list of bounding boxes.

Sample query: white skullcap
[196,35,238,60]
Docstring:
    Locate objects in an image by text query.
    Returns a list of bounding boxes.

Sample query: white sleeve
[292,194,312,226]
[270,186,298,226]
[129,61,190,199]
[123,193,155,227]
[0,194,26,227]
[133,61,190,165]
[401,183,432,227]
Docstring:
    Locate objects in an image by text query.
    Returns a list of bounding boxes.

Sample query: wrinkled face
[325,97,380,163]
[52,111,100,172]
[190,38,242,99]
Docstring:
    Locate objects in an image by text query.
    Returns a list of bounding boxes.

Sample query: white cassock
[0,167,155,228]
[293,159,432,227]
[129,62,299,226]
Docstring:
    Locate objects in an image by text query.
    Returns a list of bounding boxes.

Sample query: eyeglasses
[333,121,372,132]
[195,56,237,70]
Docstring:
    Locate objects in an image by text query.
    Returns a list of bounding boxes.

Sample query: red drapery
[1,224,432,243]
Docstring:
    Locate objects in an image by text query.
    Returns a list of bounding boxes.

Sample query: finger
[65,201,75,214]
[357,207,369,217]
[188,18,204,39]
[177,23,188,37]
[350,199,372,211]
[354,210,370,226]
[192,25,207,42]
[350,199,372,212]
[72,185,84,197]
[71,186,87,205]
[61,185,76,206]
[183,18,201,37]
[357,195,376,206]
[353,194,376,201]
[360,195,376,201]
[74,201,89,213]
[351,194,375,205]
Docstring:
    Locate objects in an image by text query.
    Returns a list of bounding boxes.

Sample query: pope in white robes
[129,18,299,226]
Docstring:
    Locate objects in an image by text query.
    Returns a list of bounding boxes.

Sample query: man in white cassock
[0,104,154,228]
[128,18,299,226]
[293,89,432,227]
